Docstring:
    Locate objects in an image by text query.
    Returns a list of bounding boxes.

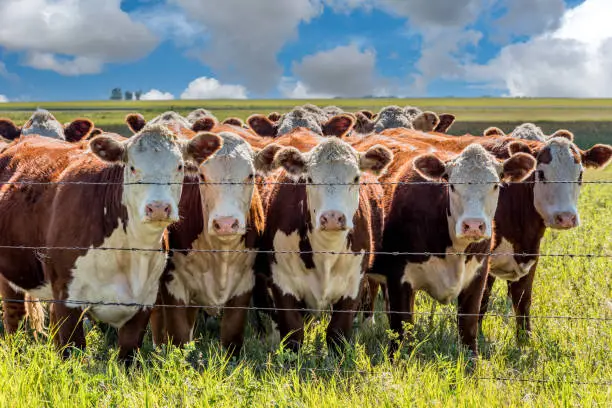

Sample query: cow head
[414,144,536,245]
[412,111,440,132]
[509,133,612,229]
[195,131,280,237]
[1,109,93,141]
[90,125,222,226]
[272,138,392,232]
[125,111,218,134]
[248,110,355,138]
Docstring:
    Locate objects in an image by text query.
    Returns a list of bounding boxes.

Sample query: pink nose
[212,217,240,235]
[145,201,172,221]
[461,218,486,238]
[319,211,347,231]
[553,212,577,229]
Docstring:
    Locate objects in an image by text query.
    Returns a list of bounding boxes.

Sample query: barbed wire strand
[0,244,610,257]
[3,298,611,321]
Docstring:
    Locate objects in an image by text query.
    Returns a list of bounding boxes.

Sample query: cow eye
[177,164,183,171]
[493,184,499,191]
[449,184,455,192]
[353,176,360,184]
[247,174,254,182]
[537,170,546,182]
[129,165,136,174]
[307,177,313,184]
[578,170,583,185]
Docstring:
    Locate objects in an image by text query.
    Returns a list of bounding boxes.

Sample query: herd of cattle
[0,105,610,365]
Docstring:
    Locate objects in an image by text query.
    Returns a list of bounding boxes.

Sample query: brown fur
[433,113,455,133]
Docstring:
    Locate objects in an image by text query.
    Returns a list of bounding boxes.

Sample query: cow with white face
[151,131,279,355]
[371,143,536,356]
[257,137,393,352]
[0,109,94,141]
[125,111,218,135]
[0,124,223,363]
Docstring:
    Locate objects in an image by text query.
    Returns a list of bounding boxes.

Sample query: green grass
[0,166,610,407]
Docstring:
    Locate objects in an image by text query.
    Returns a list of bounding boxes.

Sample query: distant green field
[1,98,611,148]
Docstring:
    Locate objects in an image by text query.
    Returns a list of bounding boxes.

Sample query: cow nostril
[213,220,221,231]
[232,220,239,230]
[479,223,485,233]
[338,214,346,225]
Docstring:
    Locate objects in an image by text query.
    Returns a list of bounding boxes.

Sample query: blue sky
[1,0,611,102]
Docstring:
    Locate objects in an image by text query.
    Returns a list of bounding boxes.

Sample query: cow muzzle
[144,201,173,223]
[319,210,347,231]
[211,216,242,236]
[458,218,488,240]
[551,211,578,230]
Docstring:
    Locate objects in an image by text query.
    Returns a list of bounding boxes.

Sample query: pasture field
[0,100,610,407]
[0,98,611,147]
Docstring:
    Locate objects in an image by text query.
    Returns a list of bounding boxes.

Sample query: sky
[1,0,611,102]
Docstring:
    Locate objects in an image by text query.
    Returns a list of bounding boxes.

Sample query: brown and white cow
[247,108,355,139]
[374,128,612,340]
[150,131,279,356]
[0,125,222,362]
[256,137,392,352]
[0,109,94,142]
[125,111,218,135]
[370,143,536,356]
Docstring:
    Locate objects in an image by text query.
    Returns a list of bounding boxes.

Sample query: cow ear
[64,118,94,142]
[322,114,355,138]
[247,114,278,137]
[222,117,244,127]
[413,154,447,180]
[90,136,127,163]
[413,111,439,132]
[0,118,21,140]
[359,145,393,175]
[357,110,375,119]
[484,126,506,137]
[267,112,282,122]
[507,140,533,156]
[501,153,536,182]
[253,143,283,175]
[192,117,216,132]
[125,113,146,134]
[549,129,574,142]
[274,147,307,176]
[581,144,612,169]
[354,112,375,134]
[433,113,455,133]
[184,132,223,165]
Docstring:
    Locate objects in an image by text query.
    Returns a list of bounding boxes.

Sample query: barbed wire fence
[0,178,610,386]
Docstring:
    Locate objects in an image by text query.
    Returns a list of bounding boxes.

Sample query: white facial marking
[533,139,582,229]
[401,251,483,304]
[21,109,66,140]
[271,230,365,310]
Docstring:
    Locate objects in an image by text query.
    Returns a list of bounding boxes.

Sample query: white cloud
[171,0,322,93]
[286,44,385,98]
[466,0,612,97]
[279,78,334,99]
[493,0,566,42]
[141,89,175,101]
[0,0,158,75]
[0,95,8,103]
[180,77,247,99]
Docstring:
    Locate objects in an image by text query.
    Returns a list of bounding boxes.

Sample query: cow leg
[50,301,85,359]
[387,278,415,355]
[0,276,26,334]
[220,291,251,358]
[117,309,152,365]
[271,284,303,353]
[362,277,379,322]
[252,273,275,336]
[508,261,537,343]
[158,283,193,347]
[149,289,166,347]
[327,296,358,353]
[457,261,489,358]
[478,274,496,328]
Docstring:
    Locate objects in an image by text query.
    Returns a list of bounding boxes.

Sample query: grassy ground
[0,163,610,407]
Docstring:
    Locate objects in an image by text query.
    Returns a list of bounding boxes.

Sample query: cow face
[510,135,612,229]
[273,139,392,232]
[414,144,536,245]
[196,131,279,237]
[18,109,93,142]
[90,125,222,226]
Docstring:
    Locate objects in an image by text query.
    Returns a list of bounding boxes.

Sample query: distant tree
[110,88,122,100]
[135,90,142,100]
[125,90,133,101]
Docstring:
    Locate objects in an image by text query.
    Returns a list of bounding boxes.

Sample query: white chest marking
[401,248,483,304]
[67,227,166,328]
[270,230,365,311]
[489,238,536,282]
[166,234,255,316]
[8,282,53,299]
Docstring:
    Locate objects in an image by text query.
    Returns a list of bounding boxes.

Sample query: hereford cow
[0,109,94,142]
[370,143,536,356]
[247,108,355,139]
[150,131,280,355]
[374,128,612,341]
[125,111,218,135]
[256,137,393,352]
[353,105,445,135]
[0,125,222,362]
